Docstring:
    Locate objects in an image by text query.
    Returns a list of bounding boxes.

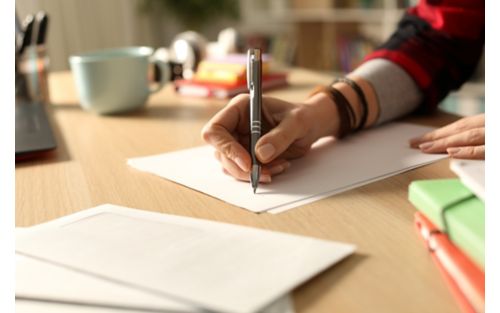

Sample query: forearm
[349,59,422,125]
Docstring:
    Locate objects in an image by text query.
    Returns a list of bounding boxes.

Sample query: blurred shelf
[284,8,404,23]
[244,8,405,25]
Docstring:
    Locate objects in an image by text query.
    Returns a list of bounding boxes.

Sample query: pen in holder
[16,45,51,103]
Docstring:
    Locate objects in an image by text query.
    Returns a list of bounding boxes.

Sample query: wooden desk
[16,69,461,313]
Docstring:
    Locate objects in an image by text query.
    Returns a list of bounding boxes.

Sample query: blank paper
[128,123,447,213]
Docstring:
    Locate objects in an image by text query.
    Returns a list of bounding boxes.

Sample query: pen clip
[247,49,253,91]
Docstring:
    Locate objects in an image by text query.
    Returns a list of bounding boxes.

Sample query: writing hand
[409,113,485,159]
[201,93,338,182]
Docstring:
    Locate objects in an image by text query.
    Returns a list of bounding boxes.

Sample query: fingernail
[269,164,284,175]
[447,147,460,155]
[235,157,249,172]
[256,143,276,161]
[419,142,433,150]
[260,174,271,183]
[409,137,421,144]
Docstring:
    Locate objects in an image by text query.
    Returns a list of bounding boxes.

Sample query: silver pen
[247,48,262,194]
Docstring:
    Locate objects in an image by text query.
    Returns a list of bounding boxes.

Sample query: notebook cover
[450,160,485,201]
[408,179,484,269]
[415,212,484,313]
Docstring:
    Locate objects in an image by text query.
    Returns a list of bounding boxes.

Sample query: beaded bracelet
[333,77,369,131]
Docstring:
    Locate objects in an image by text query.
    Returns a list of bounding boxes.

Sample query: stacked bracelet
[309,85,355,139]
[333,77,369,131]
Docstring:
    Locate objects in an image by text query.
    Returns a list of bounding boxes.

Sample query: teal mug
[69,47,168,115]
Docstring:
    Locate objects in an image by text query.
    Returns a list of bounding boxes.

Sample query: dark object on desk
[15,98,57,160]
[18,14,34,55]
[35,11,49,45]
[154,60,183,82]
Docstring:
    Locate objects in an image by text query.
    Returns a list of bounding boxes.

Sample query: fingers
[214,151,293,182]
[447,145,485,160]
[410,114,485,148]
[264,159,291,176]
[417,127,485,153]
[202,94,252,172]
[255,109,308,163]
[215,150,271,182]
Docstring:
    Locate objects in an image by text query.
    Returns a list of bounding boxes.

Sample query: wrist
[303,91,341,139]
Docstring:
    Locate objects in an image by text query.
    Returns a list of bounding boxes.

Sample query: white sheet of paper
[16,254,295,313]
[16,204,353,313]
[128,123,446,213]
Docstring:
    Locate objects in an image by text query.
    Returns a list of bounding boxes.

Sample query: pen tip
[253,187,256,194]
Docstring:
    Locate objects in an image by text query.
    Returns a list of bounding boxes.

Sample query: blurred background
[16,0,484,115]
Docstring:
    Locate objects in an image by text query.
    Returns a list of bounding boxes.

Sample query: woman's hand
[201,93,339,182]
[409,113,485,159]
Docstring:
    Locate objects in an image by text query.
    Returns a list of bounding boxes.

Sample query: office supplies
[248,48,263,193]
[175,73,287,99]
[34,11,49,45]
[15,10,23,48]
[170,31,207,79]
[16,254,295,313]
[409,179,484,269]
[18,14,34,55]
[414,212,484,313]
[128,122,446,213]
[194,55,271,85]
[450,160,485,201]
[16,204,354,313]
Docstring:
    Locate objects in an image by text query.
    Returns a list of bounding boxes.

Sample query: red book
[174,73,288,99]
[414,212,484,313]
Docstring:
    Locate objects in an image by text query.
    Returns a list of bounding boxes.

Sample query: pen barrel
[248,48,262,190]
[250,127,261,165]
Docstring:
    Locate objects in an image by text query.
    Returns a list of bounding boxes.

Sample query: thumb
[255,113,304,164]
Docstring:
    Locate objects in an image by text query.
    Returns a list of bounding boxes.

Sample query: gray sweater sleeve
[350,59,423,125]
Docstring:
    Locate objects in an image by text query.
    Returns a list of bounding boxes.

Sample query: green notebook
[408,179,484,269]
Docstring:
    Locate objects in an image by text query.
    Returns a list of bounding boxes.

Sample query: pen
[35,11,49,46]
[247,48,262,194]
[18,14,34,55]
[15,10,23,49]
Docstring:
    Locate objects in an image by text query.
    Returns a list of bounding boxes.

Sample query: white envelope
[16,204,355,313]
[16,254,294,313]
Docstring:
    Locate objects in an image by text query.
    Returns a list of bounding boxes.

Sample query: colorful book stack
[409,172,485,313]
[174,54,288,99]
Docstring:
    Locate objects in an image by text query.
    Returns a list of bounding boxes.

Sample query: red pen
[415,212,484,313]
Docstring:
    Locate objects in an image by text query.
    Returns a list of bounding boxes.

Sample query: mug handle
[149,58,169,94]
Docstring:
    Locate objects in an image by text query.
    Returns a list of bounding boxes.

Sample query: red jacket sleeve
[363,0,485,112]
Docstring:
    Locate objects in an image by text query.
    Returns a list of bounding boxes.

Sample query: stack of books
[174,54,288,99]
[408,160,485,313]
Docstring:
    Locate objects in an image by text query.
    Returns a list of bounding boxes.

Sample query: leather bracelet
[309,85,355,139]
[333,77,369,131]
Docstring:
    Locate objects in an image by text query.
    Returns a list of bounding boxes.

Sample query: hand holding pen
[202,55,346,187]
